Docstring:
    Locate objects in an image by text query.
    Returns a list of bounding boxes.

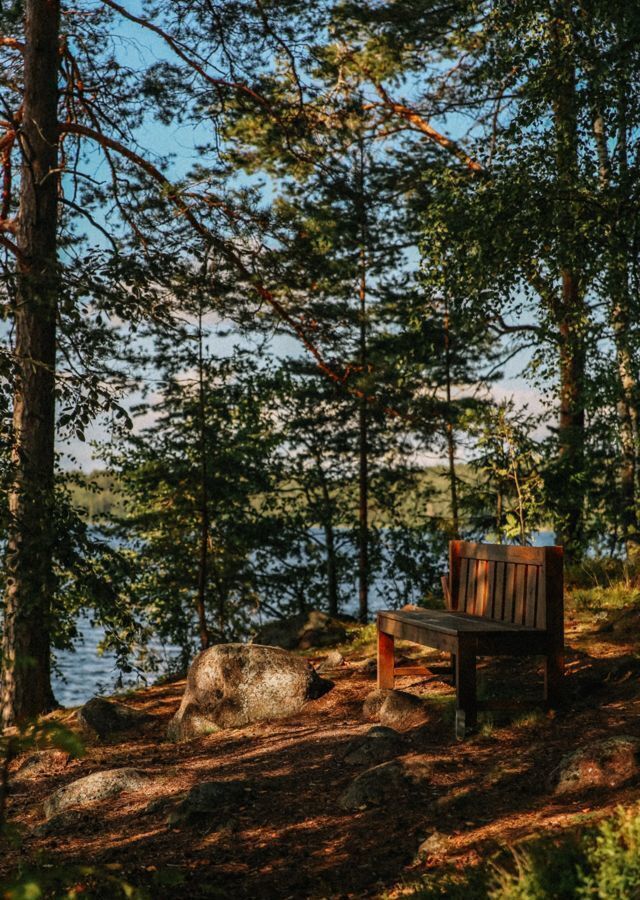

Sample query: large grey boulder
[552,736,640,794]
[43,768,149,819]
[338,756,432,811]
[168,643,333,742]
[77,697,150,739]
[363,689,429,730]
[254,610,347,650]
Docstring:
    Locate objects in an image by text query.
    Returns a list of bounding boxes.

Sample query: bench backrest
[449,540,563,633]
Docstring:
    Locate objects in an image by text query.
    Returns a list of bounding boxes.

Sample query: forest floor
[4,601,640,899]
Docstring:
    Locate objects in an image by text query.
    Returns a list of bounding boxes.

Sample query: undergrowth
[401,804,640,900]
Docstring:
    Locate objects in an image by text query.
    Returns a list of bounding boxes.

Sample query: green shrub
[401,805,640,900]
[570,583,640,612]
[490,835,586,899]
[578,805,640,899]
[492,805,640,899]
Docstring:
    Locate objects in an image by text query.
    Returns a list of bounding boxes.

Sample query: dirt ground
[3,609,640,899]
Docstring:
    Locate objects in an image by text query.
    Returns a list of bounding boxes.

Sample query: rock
[553,736,640,794]
[13,749,70,781]
[343,726,404,766]
[416,831,450,860]
[363,689,428,730]
[254,610,347,650]
[354,653,410,680]
[338,756,432,811]
[43,768,149,819]
[317,651,345,674]
[35,809,86,837]
[168,643,333,741]
[168,780,250,829]
[77,697,150,739]
[354,657,377,679]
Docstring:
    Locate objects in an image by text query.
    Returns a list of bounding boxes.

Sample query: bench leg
[455,640,477,739]
[545,647,564,708]
[450,653,457,686]
[377,629,395,690]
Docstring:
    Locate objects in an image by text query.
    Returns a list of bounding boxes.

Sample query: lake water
[51,530,555,707]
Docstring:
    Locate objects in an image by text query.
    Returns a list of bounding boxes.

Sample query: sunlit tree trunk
[1,0,60,726]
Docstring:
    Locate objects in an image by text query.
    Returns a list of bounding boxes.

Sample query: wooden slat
[459,557,469,611]
[378,609,540,634]
[456,541,547,564]
[466,559,476,613]
[479,559,490,616]
[525,565,538,626]
[504,562,515,622]
[494,561,505,620]
[486,559,496,618]
[536,561,547,628]
[514,564,526,624]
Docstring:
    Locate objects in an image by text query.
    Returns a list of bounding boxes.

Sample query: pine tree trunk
[1,0,60,727]
[196,303,211,649]
[324,521,339,618]
[443,302,460,539]
[550,8,586,561]
[357,141,369,624]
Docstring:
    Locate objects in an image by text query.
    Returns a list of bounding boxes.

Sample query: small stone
[168,780,250,828]
[35,808,86,837]
[416,831,450,860]
[317,651,345,674]
[77,697,150,739]
[254,610,347,650]
[338,756,431,811]
[363,689,428,731]
[13,749,70,781]
[355,658,377,679]
[552,736,640,794]
[343,726,404,766]
[44,768,149,819]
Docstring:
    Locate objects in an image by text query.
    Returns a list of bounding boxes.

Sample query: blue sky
[59,4,540,471]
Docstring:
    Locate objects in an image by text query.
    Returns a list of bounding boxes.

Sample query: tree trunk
[196,300,211,649]
[550,8,586,561]
[324,521,339,618]
[443,301,460,539]
[1,0,60,727]
[357,140,369,624]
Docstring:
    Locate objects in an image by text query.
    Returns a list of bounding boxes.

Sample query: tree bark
[550,8,586,561]
[443,300,460,539]
[196,300,211,649]
[357,155,369,624]
[1,0,60,727]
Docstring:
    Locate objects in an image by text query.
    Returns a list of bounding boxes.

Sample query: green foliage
[1,865,151,900]
[397,865,490,899]
[0,719,84,846]
[579,806,640,899]
[404,806,640,900]
[464,402,546,544]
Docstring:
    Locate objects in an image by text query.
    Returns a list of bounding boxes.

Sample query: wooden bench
[377,540,564,738]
